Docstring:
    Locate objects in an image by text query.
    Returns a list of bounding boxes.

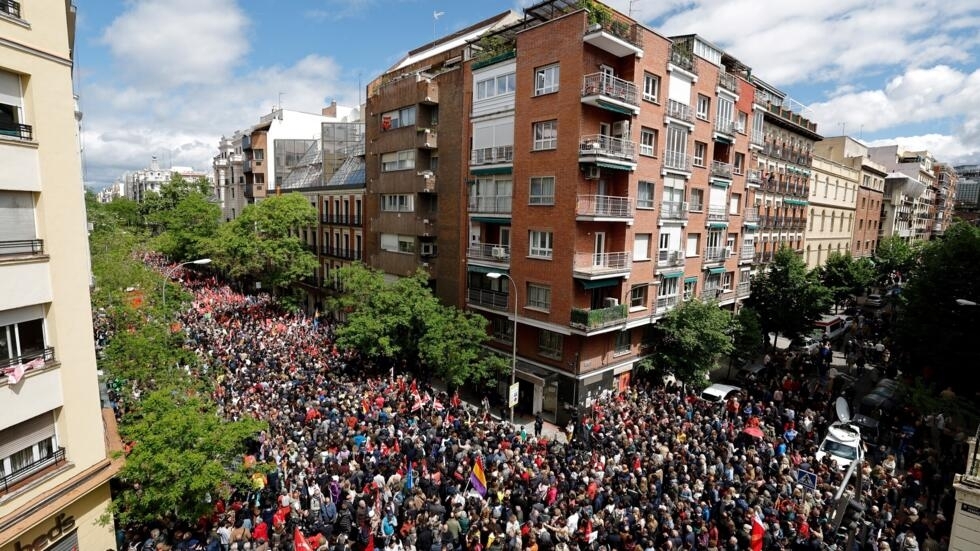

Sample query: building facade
[213,134,246,221]
[869,146,935,244]
[0,2,120,550]
[932,163,957,236]
[804,154,858,268]
[125,156,210,203]
[954,165,980,224]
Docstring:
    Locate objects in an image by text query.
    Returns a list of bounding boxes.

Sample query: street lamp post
[162,258,212,309]
[487,272,517,425]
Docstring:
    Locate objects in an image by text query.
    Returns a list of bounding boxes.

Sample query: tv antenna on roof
[433,11,444,39]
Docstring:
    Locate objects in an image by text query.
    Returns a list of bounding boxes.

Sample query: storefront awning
[579,278,621,290]
[684,276,699,283]
[708,222,728,229]
[472,166,513,176]
[707,266,726,274]
[661,271,683,279]
[595,161,634,171]
[596,99,636,115]
[710,178,731,188]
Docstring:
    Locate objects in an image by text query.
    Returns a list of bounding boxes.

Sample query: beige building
[1,2,120,551]
[805,154,858,268]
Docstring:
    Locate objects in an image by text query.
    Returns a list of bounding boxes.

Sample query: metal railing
[660,201,688,220]
[573,251,631,274]
[320,215,363,226]
[656,294,680,313]
[579,134,636,162]
[570,303,628,331]
[710,160,733,179]
[736,281,751,297]
[468,195,512,214]
[576,195,634,218]
[468,243,510,262]
[0,121,32,140]
[0,347,55,372]
[657,249,685,267]
[747,169,763,185]
[750,132,765,147]
[740,245,755,261]
[1,447,66,494]
[320,247,363,260]
[0,239,44,257]
[582,73,638,107]
[466,288,508,310]
[471,145,514,165]
[743,207,760,223]
[718,72,740,94]
[663,150,691,171]
[0,0,22,18]
[665,99,694,122]
[669,48,697,74]
[704,247,729,262]
[706,207,728,222]
[714,119,737,135]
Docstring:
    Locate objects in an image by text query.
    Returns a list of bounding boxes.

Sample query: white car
[700,383,742,403]
[865,294,883,307]
[816,422,863,470]
[791,335,821,355]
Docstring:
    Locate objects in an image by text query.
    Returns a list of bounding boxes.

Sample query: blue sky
[75,0,980,189]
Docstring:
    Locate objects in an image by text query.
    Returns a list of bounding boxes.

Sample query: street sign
[508,382,519,407]
[798,469,817,491]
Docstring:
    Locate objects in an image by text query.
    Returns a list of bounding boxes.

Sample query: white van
[813,314,848,341]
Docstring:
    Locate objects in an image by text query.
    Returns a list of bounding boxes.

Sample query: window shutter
[0,412,56,458]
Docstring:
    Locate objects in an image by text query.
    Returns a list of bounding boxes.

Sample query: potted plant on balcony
[579,0,612,30]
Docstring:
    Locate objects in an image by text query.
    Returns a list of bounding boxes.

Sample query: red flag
[433,399,444,412]
[750,511,765,551]
[409,379,418,395]
[294,527,313,551]
[398,377,406,393]
[450,391,461,408]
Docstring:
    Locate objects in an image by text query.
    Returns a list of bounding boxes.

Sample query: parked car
[790,335,821,355]
[816,421,864,470]
[700,383,742,403]
[814,314,849,341]
[865,294,883,307]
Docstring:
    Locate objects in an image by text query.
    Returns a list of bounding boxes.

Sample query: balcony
[717,72,740,95]
[570,303,628,331]
[579,134,637,170]
[471,146,513,166]
[468,195,512,215]
[736,281,751,297]
[743,207,760,224]
[319,247,363,261]
[0,0,21,19]
[665,99,694,124]
[704,246,730,263]
[241,135,252,149]
[467,288,509,311]
[582,14,644,59]
[0,239,44,258]
[0,346,56,373]
[1,447,67,495]
[657,249,685,268]
[214,158,229,168]
[656,294,680,314]
[660,201,688,221]
[581,73,640,115]
[0,121,33,141]
[244,160,253,172]
[416,129,438,149]
[739,244,755,262]
[320,215,363,226]
[573,251,631,278]
[467,243,511,263]
[668,47,697,75]
[663,150,691,172]
[576,195,634,222]
[706,207,728,224]
[750,132,765,149]
[229,153,243,163]
[746,169,763,186]
[714,119,737,137]
[710,160,733,179]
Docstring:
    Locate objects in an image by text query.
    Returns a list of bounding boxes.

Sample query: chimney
[322,100,338,117]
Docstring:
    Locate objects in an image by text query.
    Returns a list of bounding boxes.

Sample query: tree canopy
[331,264,507,386]
[873,235,918,286]
[646,298,734,386]
[817,252,875,311]
[746,246,831,348]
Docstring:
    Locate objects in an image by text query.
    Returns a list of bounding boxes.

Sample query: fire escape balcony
[573,251,632,279]
[578,134,636,170]
[581,73,639,116]
[576,195,634,222]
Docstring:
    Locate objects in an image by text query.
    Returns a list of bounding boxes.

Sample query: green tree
[648,298,733,386]
[817,252,875,311]
[747,246,832,350]
[732,306,764,365]
[333,265,505,384]
[894,222,980,388]
[204,193,317,292]
[113,388,265,525]
[873,235,918,286]
[140,174,211,230]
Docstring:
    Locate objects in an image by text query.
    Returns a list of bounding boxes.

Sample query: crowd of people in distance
[107,257,969,551]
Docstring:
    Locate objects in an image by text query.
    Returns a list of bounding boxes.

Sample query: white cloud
[100,0,250,88]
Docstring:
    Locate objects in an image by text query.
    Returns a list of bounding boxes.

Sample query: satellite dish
[835,396,851,423]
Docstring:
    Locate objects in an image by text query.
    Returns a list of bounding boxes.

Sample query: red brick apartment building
[365,0,798,423]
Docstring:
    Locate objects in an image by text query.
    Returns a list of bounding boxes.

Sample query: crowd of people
[111,259,969,551]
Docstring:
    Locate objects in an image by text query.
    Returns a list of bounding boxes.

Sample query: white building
[125,156,211,202]
[869,146,937,243]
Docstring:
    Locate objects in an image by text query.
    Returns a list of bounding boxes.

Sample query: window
[696,94,710,120]
[630,285,648,309]
[475,73,516,100]
[381,150,415,172]
[639,127,658,156]
[0,315,45,365]
[689,188,704,211]
[734,153,745,175]
[534,64,560,95]
[529,176,555,205]
[0,413,58,485]
[397,236,415,253]
[255,174,265,184]
[683,279,696,301]
[381,194,413,212]
[643,73,660,102]
[693,142,707,167]
[729,193,740,215]
[532,120,557,150]
[637,181,655,209]
[380,233,416,254]
[686,234,699,257]
[614,330,631,355]
[0,69,26,137]
[737,111,748,133]
[659,275,679,297]
[538,329,562,358]
[633,233,651,261]
[528,230,553,258]
[527,283,552,310]
[381,106,416,131]
[491,318,513,342]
